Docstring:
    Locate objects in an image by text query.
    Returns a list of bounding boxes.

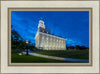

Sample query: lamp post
[26,40,29,55]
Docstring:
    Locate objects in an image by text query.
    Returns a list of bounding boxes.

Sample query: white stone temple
[35,19,66,50]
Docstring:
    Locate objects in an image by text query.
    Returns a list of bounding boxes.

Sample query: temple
[35,19,66,50]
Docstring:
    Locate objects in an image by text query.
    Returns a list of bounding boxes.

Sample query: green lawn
[11,53,76,63]
[33,50,89,59]
[11,50,89,63]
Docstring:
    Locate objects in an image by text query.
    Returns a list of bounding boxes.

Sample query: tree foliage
[66,45,88,50]
[11,30,35,51]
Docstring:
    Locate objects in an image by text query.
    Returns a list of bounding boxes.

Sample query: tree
[11,30,24,50]
[11,29,35,52]
[80,46,87,50]
[75,45,80,50]
[67,46,75,50]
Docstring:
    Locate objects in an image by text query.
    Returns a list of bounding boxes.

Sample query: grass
[33,50,89,59]
[11,53,76,63]
[11,50,89,63]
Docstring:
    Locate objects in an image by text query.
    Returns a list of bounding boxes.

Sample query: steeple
[38,18,45,29]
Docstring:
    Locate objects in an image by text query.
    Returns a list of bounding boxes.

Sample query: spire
[38,18,45,29]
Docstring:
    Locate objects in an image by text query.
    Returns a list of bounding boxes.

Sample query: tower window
[41,22,43,24]
[42,30,44,32]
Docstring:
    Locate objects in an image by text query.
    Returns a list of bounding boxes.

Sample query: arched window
[47,38,48,40]
[42,37,44,40]
[42,30,44,32]
[50,38,52,41]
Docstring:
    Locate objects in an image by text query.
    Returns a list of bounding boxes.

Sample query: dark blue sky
[11,11,89,47]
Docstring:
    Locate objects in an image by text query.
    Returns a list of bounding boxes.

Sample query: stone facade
[35,19,66,50]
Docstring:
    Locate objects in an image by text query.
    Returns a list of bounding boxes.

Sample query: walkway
[28,52,89,62]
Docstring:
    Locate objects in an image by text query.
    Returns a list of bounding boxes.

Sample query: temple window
[42,37,44,40]
[47,38,48,40]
